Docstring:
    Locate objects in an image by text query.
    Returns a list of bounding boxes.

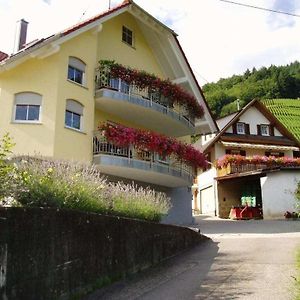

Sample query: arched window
[68,57,86,85]
[65,99,84,131]
[14,92,42,122]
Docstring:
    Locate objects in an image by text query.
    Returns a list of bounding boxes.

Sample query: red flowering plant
[216,154,300,169]
[99,60,204,119]
[99,123,207,169]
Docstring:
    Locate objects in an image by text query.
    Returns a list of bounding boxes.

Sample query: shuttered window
[14,92,42,122]
[65,100,83,130]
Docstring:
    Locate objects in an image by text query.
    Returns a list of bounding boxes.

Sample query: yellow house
[0,0,217,224]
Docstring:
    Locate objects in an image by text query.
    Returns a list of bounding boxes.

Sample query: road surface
[86,217,300,300]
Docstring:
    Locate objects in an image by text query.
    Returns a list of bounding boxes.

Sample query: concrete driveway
[86,217,300,300]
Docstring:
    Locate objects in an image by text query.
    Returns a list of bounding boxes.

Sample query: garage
[200,185,216,215]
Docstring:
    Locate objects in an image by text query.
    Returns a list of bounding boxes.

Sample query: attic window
[122,26,133,47]
[260,124,269,136]
[236,122,245,134]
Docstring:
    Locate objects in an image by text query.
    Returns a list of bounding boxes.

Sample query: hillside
[262,98,300,142]
[202,61,300,118]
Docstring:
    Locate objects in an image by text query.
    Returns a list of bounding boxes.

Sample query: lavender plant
[11,157,171,221]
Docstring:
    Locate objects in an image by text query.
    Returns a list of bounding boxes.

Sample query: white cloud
[0,0,299,85]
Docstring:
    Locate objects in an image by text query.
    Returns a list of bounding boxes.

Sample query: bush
[296,181,300,215]
[8,157,171,222]
[0,133,17,200]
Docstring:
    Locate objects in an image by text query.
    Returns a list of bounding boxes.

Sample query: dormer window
[122,26,133,47]
[236,122,245,134]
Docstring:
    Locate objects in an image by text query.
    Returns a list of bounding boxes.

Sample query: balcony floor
[95,88,195,137]
[93,154,193,188]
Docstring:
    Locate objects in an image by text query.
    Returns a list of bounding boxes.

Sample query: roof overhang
[221,141,299,152]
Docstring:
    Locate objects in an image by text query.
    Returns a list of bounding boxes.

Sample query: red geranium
[99,60,204,119]
[216,154,300,169]
[99,123,207,169]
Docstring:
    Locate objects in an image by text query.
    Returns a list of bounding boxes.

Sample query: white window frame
[122,26,134,47]
[13,92,42,124]
[65,99,84,132]
[260,124,270,136]
[67,57,86,86]
[236,122,245,134]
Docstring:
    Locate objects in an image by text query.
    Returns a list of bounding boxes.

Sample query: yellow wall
[98,12,164,78]
[0,55,59,157]
[52,31,97,162]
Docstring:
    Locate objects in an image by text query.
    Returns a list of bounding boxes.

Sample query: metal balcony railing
[93,133,195,178]
[95,68,195,127]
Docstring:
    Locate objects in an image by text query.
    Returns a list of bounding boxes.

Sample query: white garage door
[200,186,215,215]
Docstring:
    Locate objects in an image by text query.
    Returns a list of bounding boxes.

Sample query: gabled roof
[202,98,300,153]
[0,0,176,67]
[262,99,300,142]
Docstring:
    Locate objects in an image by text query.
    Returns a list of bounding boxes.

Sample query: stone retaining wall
[0,208,206,300]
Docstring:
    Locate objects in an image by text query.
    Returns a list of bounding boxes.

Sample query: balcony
[94,64,198,137]
[216,154,300,177]
[217,163,268,177]
[93,133,195,187]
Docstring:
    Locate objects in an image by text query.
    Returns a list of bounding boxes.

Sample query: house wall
[217,180,241,218]
[196,168,217,215]
[53,31,97,162]
[225,106,283,136]
[97,12,164,78]
[260,170,300,219]
[0,56,59,157]
[162,187,193,225]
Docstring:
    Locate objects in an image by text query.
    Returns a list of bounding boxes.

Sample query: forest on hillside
[202,61,300,118]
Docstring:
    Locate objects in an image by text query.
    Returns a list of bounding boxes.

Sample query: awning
[221,141,299,151]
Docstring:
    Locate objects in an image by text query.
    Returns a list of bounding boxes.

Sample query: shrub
[10,157,171,222]
[295,181,300,215]
[0,133,17,200]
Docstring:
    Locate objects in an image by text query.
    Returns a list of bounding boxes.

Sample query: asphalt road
[86,218,300,300]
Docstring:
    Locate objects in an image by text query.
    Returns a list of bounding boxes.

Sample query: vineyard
[262,99,300,142]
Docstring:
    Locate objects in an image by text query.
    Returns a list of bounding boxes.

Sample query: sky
[0,0,299,85]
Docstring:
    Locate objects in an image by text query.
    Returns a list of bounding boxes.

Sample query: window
[226,149,246,156]
[68,57,86,85]
[122,26,133,46]
[65,100,83,131]
[258,124,274,136]
[14,92,42,122]
[260,124,269,136]
[265,151,284,158]
[236,122,245,134]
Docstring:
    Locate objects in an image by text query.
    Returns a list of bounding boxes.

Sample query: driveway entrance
[86,217,300,300]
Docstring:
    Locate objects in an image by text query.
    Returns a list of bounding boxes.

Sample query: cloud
[267,0,299,30]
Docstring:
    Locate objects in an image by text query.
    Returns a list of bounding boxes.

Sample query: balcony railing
[93,133,195,178]
[95,68,195,127]
[217,163,268,177]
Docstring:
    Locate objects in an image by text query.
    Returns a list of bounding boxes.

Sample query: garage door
[200,186,215,215]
